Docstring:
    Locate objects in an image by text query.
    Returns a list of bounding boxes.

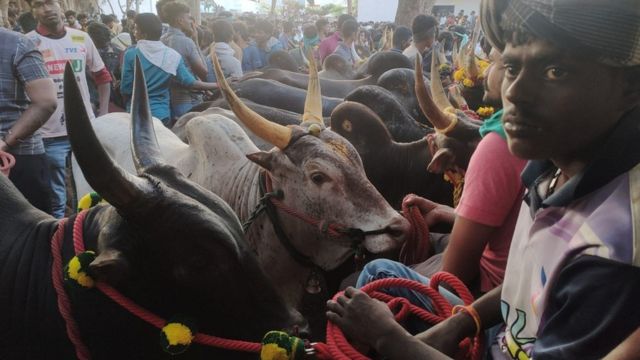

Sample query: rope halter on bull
[51,210,482,360]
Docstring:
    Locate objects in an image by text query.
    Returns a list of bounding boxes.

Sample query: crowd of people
[0,0,638,358]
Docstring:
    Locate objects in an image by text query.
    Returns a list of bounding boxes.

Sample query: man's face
[67,15,76,24]
[253,29,268,44]
[175,12,193,36]
[33,0,62,27]
[482,48,504,107]
[501,38,627,161]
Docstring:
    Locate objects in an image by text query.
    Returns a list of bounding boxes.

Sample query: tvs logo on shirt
[46,59,83,75]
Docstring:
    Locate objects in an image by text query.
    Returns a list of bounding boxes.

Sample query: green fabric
[479,109,506,139]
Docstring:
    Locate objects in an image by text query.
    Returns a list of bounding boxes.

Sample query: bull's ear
[247,151,276,171]
[88,249,130,284]
[427,148,456,174]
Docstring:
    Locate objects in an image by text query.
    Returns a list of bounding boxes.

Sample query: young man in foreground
[327,0,640,358]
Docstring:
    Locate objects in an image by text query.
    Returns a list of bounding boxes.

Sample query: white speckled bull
[73,55,409,310]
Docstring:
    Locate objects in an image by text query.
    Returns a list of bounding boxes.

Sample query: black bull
[0,62,305,359]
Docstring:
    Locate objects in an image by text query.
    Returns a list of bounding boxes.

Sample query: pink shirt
[455,133,527,292]
[318,32,341,64]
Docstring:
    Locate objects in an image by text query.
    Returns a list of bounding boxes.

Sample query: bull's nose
[287,310,311,339]
[387,214,410,243]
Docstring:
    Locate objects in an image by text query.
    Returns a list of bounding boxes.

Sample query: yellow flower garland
[477,106,495,119]
[64,251,96,288]
[162,323,194,346]
[454,59,491,88]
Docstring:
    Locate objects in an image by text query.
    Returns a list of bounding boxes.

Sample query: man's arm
[442,216,498,285]
[186,38,209,81]
[96,81,110,116]
[0,78,57,151]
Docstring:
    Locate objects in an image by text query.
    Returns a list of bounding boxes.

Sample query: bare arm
[0,78,57,151]
[416,285,503,355]
[97,82,110,116]
[188,80,218,91]
[442,215,498,286]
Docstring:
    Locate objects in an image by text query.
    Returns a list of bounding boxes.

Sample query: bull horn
[212,52,292,149]
[64,63,147,210]
[452,41,460,69]
[430,49,455,112]
[464,21,481,78]
[437,42,448,67]
[414,54,455,131]
[302,51,323,125]
[130,55,163,173]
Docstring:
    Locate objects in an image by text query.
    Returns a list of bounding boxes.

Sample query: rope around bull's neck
[50,210,479,360]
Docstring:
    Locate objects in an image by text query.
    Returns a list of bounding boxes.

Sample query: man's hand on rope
[326,287,406,350]
[403,194,455,227]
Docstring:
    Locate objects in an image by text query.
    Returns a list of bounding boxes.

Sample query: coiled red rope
[0,149,16,177]
[315,274,483,360]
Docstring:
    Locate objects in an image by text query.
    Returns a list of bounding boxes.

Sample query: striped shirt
[496,108,640,359]
[0,29,50,155]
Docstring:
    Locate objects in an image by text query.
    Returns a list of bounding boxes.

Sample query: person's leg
[8,153,52,214]
[43,136,71,218]
[356,259,464,312]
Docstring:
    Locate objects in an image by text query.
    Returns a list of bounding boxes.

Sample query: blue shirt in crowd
[120,47,196,124]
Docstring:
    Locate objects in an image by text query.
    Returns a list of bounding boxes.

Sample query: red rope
[0,149,15,177]
[52,208,468,359]
[314,275,483,360]
[399,199,431,265]
[50,217,92,360]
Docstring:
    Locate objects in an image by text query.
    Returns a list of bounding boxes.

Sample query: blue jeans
[43,136,71,218]
[357,259,463,332]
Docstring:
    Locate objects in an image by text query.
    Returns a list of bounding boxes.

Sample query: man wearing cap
[326,0,640,359]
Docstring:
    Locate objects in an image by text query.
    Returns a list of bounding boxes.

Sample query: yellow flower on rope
[477,106,495,119]
[163,323,193,346]
[64,251,96,288]
[462,78,476,88]
[160,320,196,355]
[453,69,466,82]
[261,331,305,360]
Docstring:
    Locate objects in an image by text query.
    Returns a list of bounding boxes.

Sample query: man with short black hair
[27,0,111,218]
[208,19,242,79]
[332,19,359,67]
[318,14,355,64]
[391,25,412,53]
[252,19,283,67]
[64,10,80,29]
[161,1,208,118]
[403,14,438,72]
[122,13,218,125]
[327,0,640,359]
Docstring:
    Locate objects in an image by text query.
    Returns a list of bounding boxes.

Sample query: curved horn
[464,21,481,78]
[414,54,454,131]
[302,51,323,125]
[64,63,147,209]
[452,41,460,69]
[131,55,164,173]
[430,49,455,112]
[212,52,292,149]
[437,42,448,67]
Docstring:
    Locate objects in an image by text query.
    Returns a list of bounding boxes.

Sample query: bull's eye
[310,172,327,185]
